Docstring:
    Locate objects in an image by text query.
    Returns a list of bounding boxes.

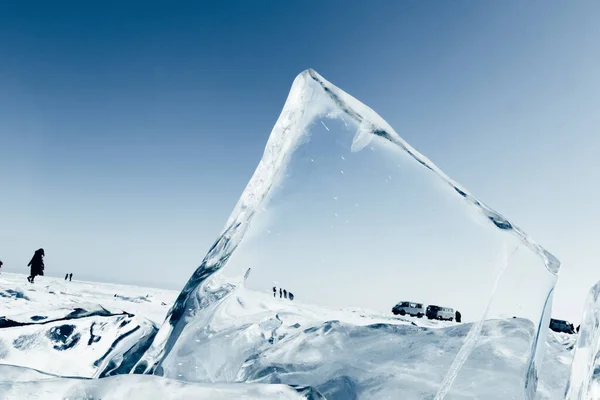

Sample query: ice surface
[141,284,572,399]
[0,273,174,379]
[0,304,157,378]
[541,332,577,399]
[0,365,314,400]
[565,281,600,399]
[0,273,573,398]
[135,69,559,398]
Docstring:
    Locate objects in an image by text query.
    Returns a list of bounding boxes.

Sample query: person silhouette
[283,289,288,299]
[289,292,294,301]
[279,288,282,298]
[27,248,45,283]
[0,260,3,274]
[69,273,73,281]
[65,273,68,280]
[273,286,277,298]
[455,310,462,323]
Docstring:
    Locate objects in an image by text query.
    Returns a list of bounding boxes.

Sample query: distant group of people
[64,273,73,281]
[273,286,294,301]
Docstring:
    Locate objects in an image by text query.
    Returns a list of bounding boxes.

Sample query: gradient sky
[1,2,599,322]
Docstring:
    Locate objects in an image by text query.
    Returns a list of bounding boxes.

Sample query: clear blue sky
[1,2,599,322]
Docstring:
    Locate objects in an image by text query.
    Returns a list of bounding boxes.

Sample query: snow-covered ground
[0,272,177,325]
[0,272,576,399]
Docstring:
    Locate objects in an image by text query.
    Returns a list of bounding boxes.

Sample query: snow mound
[137,69,559,398]
[0,304,157,378]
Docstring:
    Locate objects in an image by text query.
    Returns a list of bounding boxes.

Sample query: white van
[392,301,425,318]
[426,305,454,321]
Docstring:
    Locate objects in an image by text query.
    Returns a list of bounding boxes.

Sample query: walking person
[65,273,68,280]
[283,289,287,299]
[27,248,45,283]
[288,292,294,301]
[279,288,282,298]
[69,273,73,281]
[0,260,3,274]
[455,310,462,323]
[273,286,277,298]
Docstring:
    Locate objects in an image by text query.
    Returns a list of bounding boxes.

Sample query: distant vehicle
[550,319,575,334]
[392,301,425,318]
[426,305,454,321]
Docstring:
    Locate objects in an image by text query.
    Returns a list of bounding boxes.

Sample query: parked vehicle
[392,301,425,318]
[426,305,454,321]
[550,318,575,334]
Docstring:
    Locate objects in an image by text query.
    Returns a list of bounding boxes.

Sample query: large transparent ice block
[565,282,600,399]
[134,69,559,399]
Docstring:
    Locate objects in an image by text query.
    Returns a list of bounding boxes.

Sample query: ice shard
[565,282,600,399]
[134,69,559,398]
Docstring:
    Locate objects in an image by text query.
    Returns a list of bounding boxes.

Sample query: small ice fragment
[266,230,272,234]
[354,203,359,207]
[310,158,315,162]
[334,213,339,217]
[320,121,330,131]
[341,156,345,160]
[340,170,345,174]
[333,196,338,201]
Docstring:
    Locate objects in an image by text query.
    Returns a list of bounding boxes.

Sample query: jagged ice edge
[133,69,560,392]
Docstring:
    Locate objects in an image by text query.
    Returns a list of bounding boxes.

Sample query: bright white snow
[0,272,177,325]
